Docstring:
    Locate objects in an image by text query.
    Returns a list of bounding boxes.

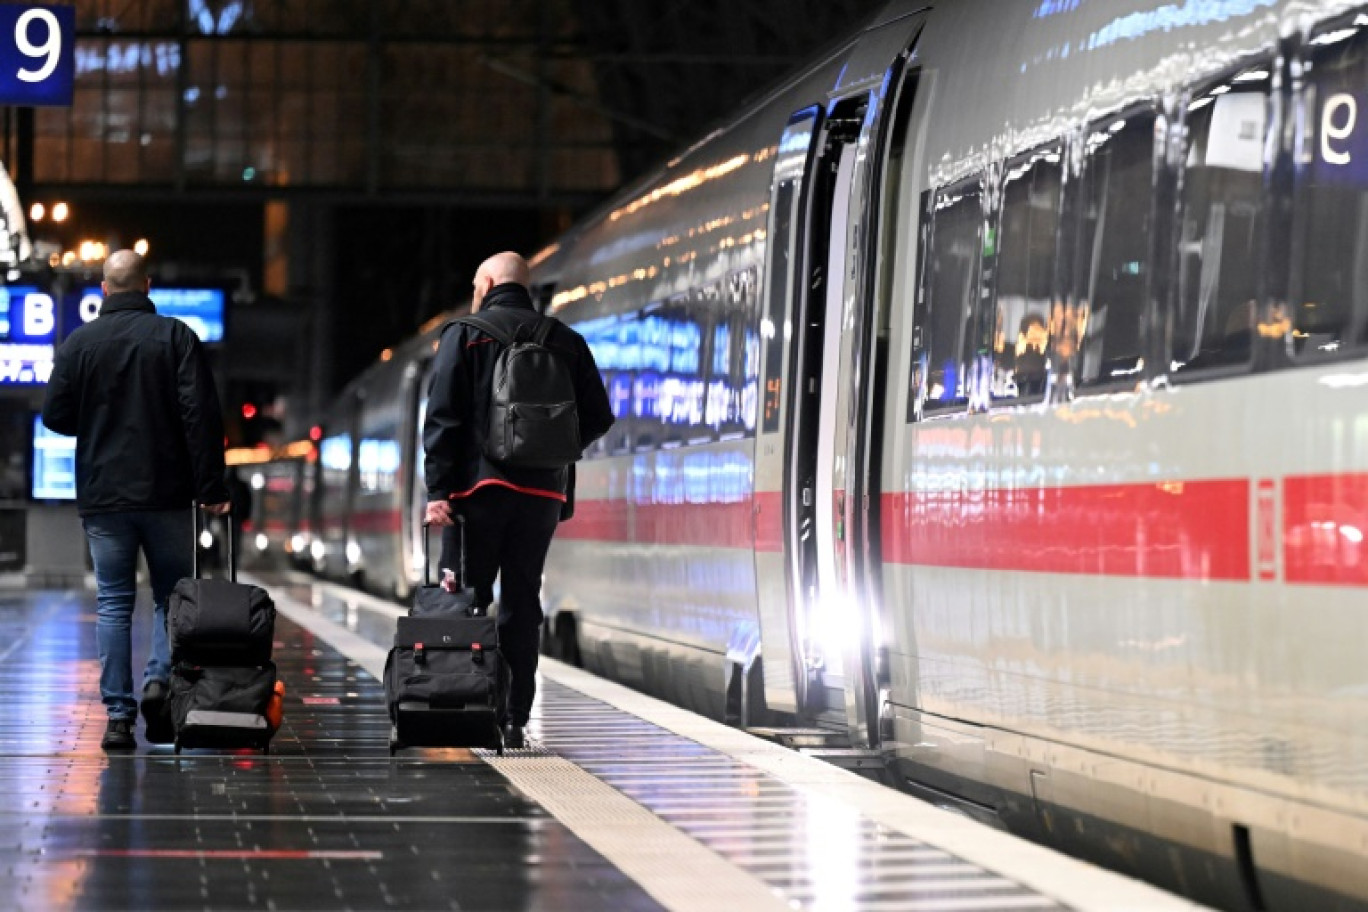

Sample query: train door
[752,97,868,726]
[755,109,821,717]
[808,107,865,726]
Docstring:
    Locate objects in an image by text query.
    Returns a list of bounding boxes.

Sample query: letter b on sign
[22,292,53,338]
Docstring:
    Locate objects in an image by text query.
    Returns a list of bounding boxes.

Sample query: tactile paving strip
[494,683,1066,912]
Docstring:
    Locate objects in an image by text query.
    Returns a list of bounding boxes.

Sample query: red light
[309,425,322,441]
[242,404,257,419]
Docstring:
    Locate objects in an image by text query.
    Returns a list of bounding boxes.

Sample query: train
[242,1,1368,909]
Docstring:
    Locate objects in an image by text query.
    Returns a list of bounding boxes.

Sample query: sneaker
[101,719,135,751]
[141,680,173,744]
[502,723,526,749]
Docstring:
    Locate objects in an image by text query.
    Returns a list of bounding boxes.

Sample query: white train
[248,2,1368,908]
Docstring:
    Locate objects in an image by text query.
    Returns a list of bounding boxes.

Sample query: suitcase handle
[192,503,235,582]
[422,514,465,589]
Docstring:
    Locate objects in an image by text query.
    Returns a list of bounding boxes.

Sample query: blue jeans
[83,510,193,720]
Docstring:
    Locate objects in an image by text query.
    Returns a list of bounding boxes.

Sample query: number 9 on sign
[0,4,72,106]
[15,8,59,83]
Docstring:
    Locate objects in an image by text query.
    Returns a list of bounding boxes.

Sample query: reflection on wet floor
[0,589,663,911]
[0,578,1153,912]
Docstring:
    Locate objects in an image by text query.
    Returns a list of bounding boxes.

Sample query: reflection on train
[247,2,1368,910]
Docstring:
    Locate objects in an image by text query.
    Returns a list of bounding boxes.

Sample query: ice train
[246,2,1368,908]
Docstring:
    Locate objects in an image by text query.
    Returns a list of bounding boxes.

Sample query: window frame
[1163,57,1276,387]
[987,142,1066,407]
[913,174,988,418]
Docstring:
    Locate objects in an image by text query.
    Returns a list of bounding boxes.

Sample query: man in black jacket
[42,250,231,750]
[424,251,613,748]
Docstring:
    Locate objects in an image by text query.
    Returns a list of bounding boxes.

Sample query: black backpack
[458,313,582,469]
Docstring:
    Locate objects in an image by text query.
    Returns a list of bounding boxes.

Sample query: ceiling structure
[17,0,888,207]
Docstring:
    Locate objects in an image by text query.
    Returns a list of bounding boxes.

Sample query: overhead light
[28,203,43,222]
[51,202,68,222]
[133,238,149,256]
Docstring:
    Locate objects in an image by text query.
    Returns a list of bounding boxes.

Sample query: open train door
[754,18,925,745]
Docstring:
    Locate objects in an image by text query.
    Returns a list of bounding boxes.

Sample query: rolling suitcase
[385,519,508,755]
[167,508,280,754]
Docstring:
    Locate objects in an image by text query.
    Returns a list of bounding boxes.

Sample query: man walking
[423,251,613,748]
[42,250,231,750]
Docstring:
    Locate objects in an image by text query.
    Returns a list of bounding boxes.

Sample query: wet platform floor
[0,583,1203,911]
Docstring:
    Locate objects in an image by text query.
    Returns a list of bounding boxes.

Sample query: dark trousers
[440,485,561,726]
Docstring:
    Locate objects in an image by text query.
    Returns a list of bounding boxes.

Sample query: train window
[992,148,1062,401]
[1068,111,1155,388]
[1171,67,1269,376]
[918,182,983,412]
[1290,20,1368,361]
[576,312,636,457]
[708,268,761,440]
[634,297,707,449]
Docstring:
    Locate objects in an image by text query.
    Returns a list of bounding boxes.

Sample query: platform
[0,580,1207,911]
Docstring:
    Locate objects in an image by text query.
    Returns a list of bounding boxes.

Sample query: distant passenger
[41,249,231,751]
[424,250,614,748]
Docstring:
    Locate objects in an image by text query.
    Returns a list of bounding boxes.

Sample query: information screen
[75,286,226,342]
[31,415,75,500]
[0,284,56,384]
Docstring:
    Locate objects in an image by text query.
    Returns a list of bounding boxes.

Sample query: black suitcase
[386,520,508,755]
[167,509,279,755]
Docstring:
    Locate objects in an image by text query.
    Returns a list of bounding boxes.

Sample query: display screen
[0,285,57,384]
[74,286,226,343]
[32,416,76,500]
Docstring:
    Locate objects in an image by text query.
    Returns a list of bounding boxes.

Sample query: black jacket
[424,283,614,512]
[41,291,229,515]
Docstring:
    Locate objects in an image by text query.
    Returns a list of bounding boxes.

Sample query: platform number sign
[0,4,73,107]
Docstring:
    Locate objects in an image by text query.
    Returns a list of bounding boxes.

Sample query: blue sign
[0,283,56,342]
[76,286,226,342]
[0,284,55,383]
[150,287,225,342]
[32,415,75,500]
[0,5,74,107]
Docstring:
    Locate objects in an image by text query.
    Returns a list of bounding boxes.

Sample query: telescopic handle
[191,504,234,581]
[422,513,465,588]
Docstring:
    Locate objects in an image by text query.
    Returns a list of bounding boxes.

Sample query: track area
[0,581,1205,911]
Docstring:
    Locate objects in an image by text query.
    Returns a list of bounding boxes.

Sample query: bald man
[423,251,614,748]
[43,250,231,750]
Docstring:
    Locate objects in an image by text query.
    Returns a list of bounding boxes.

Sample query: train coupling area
[0,580,1210,911]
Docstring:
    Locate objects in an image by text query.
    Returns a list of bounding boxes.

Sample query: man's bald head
[471,251,530,311]
[103,250,149,295]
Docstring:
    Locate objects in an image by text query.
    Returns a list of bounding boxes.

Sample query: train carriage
[267,2,1368,908]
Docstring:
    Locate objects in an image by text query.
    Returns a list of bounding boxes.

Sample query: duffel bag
[168,577,276,665]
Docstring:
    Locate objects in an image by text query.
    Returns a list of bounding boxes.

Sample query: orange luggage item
[265,680,285,731]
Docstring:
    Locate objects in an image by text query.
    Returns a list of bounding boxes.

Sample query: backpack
[457,312,582,469]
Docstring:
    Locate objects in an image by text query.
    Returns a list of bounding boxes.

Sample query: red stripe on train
[349,509,402,533]
[1283,472,1368,585]
[559,499,760,549]
[881,479,1250,580]
[554,473,1368,586]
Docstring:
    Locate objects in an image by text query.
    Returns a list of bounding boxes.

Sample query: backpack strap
[454,313,514,347]
[531,316,557,346]
[459,311,558,347]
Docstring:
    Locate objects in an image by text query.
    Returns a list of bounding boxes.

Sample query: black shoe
[141,680,173,744]
[101,719,135,751]
[503,723,526,749]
